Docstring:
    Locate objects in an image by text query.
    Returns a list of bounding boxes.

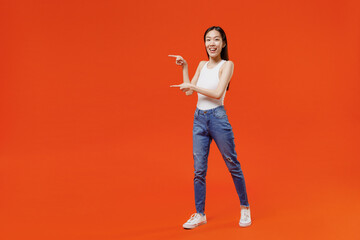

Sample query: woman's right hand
[168,55,187,67]
[185,90,193,95]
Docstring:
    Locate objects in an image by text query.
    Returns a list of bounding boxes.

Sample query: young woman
[169,26,251,229]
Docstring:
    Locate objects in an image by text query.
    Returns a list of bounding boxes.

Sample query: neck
[209,55,222,64]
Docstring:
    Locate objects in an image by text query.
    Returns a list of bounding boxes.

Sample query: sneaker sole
[183,220,207,229]
[239,221,252,227]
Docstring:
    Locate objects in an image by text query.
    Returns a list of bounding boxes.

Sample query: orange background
[1,0,360,239]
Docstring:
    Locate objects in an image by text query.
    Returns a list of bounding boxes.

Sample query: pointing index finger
[168,55,179,58]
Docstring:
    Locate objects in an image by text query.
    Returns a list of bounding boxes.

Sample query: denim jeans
[193,105,249,214]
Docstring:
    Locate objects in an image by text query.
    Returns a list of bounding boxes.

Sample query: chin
[209,54,220,58]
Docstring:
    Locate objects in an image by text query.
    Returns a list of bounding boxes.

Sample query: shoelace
[187,213,200,223]
[241,209,250,221]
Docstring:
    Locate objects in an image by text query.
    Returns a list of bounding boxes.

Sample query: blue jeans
[193,105,249,214]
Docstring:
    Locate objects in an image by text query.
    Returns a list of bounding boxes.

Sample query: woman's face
[205,30,225,58]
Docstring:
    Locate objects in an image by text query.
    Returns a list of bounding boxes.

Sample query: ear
[223,43,226,48]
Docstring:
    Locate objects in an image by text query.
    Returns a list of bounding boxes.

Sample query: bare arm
[171,61,234,99]
[182,64,190,83]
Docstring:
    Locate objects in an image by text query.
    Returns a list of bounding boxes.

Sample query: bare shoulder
[220,60,234,72]
[198,60,207,68]
[194,61,207,74]
[225,60,234,68]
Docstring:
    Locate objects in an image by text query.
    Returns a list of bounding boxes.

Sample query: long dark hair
[203,26,230,91]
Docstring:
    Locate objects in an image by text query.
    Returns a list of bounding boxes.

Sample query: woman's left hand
[170,82,193,92]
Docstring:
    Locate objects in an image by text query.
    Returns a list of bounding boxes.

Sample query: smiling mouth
[209,48,217,53]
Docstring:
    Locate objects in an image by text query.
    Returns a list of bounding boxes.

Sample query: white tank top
[196,60,227,110]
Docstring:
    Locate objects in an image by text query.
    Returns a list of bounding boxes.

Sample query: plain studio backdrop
[1,0,359,239]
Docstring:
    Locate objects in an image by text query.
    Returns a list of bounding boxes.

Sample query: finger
[170,85,181,87]
[168,55,179,58]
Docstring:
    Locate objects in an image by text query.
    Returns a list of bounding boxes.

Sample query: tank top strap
[216,60,226,69]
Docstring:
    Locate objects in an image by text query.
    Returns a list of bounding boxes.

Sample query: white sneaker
[183,213,207,229]
[239,207,252,227]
